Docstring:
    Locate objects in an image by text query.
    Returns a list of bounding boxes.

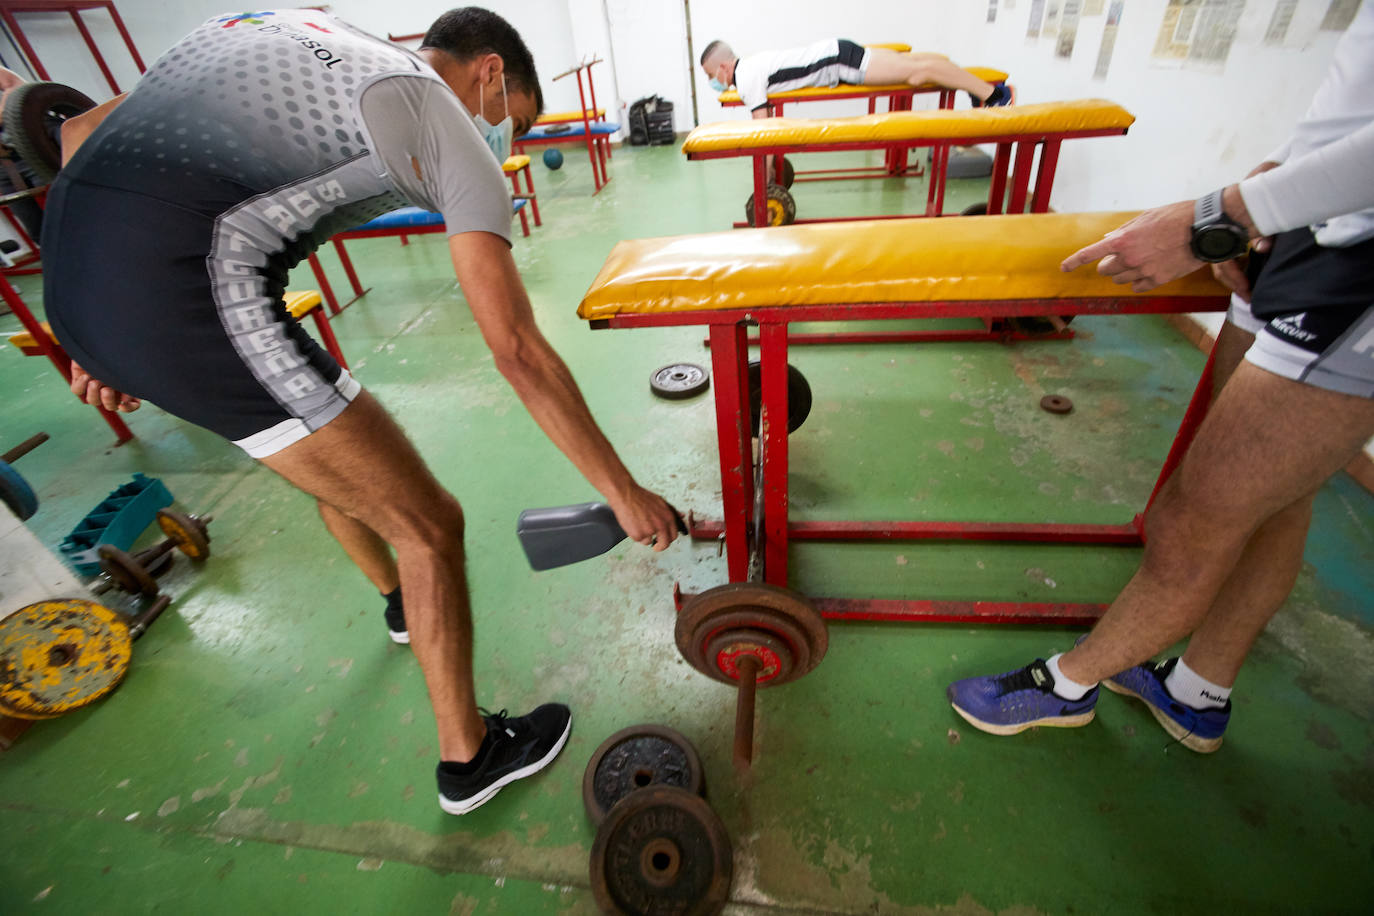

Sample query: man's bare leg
[261,390,485,761]
[318,501,400,594]
[1059,362,1374,686]
[861,47,995,100]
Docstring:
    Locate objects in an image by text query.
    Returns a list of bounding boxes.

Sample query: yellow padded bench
[535,108,607,124]
[577,211,1232,622]
[682,99,1135,226]
[9,291,346,369]
[579,212,1225,320]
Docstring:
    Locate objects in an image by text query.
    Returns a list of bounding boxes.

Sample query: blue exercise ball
[543,148,564,170]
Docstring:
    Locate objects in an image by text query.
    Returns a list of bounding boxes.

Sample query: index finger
[1061,237,1118,273]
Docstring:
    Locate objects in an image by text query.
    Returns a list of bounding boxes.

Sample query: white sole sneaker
[437,714,572,815]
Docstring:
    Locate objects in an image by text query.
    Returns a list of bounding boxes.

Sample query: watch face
[1194,225,1247,261]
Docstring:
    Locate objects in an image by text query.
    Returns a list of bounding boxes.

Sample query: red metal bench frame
[589,290,1229,626]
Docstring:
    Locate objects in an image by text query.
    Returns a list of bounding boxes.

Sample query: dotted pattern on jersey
[76,9,423,232]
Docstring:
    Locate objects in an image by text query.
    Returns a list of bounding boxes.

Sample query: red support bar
[687,517,1144,546]
[1142,335,1220,520]
[1030,139,1062,213]
[1007,141,1037,214]
[751,154,769,227]
[67,7,119,95]
[812,597,1106,626]
[759,324,791,584]
[708,324,754,582]
[987,142,1011,214]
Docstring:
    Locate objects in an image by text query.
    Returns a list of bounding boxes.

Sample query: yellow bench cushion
[536,109,606,124]
[716,67,1008,105]
[577,212,1228,320]
[8,321,51,350]
[283,290,323,320]
[502,154,532,173]
[685,99,1133,154]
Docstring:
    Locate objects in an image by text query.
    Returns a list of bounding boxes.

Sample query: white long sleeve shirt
[1238,4,1374,246]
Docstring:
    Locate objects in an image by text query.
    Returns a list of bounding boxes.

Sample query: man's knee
[390,489,465,557]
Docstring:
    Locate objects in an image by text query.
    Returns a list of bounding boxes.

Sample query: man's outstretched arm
[448,229,680,549]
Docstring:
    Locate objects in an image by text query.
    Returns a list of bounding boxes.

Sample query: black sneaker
[384,602,408,645]
[436,704,572,815]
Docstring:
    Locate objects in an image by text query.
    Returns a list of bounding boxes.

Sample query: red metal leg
[1006,141,1037,214]
[1,274,132,444]
[68,9,121,95]
[332,239,367,302]
[306,252,341,315]
[758,323,790,585]
[752,155,769,227]
[1138,334,1220,531]
[523,168,541,226]
[105,0,148,72]
[987,143,1012,214]
[308,308,348,370]
[1030,140,1061,213]
[708,324,754,582]
[516,204,530,237]
[2,10,48,80]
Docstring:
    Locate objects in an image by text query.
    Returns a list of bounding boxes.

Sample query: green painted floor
[2,145,1371,915]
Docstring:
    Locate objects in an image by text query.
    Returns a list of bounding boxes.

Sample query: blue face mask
[475,75,513,163]
[708,77,728,93]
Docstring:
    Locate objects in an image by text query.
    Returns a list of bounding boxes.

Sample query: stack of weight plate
[584,725,732,915]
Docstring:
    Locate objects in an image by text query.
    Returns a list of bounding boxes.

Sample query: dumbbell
[95,509,212,597]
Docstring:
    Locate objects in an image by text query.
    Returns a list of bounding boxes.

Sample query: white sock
[1164,658,1231,710]
[1045,653,1096,700]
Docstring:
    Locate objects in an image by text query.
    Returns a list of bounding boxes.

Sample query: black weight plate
[780,156,795,188]
[1,81,96,183]
[746,360,812,436]
[960,202,989,216]
[650,363,710,400]
[98,544,159,597]
[590,785,732,916]
[0,459,38,520]
[583,724,705,825]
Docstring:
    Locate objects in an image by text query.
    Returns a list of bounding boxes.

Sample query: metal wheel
[674,583,827,688]
[743,183,796,227]
[156,509,211,559]
[0,599,133,719]
[97,544,159,597]
[589,785,732,916]
[582,724,705,826]
[0,81,96,183]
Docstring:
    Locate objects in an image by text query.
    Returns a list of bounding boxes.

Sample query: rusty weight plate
[583,724,705,825]
[675,583,827,688]
[157,509,212,559]
[590,785,732,916]
[0,599,132,719]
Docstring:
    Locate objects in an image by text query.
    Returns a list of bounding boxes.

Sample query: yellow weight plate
[0,599,132,719]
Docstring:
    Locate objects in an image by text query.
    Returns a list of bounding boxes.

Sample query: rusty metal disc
[675,583,827,688]
[590,785,732,916]
[1040,394,1074,414]
[156,509,211,559]
[98,544,159,596]
[583,724,705,826]
[0,599,132,719]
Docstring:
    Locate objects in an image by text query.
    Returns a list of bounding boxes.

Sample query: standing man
[50,7,681,814]
[699,39,1013,117]
[947,6,1374,752]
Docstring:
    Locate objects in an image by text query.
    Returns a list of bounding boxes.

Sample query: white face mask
[475,74,513,163]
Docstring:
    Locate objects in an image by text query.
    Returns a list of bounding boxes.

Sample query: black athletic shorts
[1228,227,1374,398]
[41,177,359,457]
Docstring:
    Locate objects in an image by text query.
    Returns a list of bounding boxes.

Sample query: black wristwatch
[1190,188,1250,262]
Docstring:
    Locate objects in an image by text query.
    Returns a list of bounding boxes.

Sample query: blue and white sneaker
[1102,657,1229,753]
[947,659,1098,735]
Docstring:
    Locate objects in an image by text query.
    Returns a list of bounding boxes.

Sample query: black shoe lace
[479,708,518,739]
[995,663,1046,695]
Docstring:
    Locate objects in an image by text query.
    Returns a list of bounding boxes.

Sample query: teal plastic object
[59,473,174,575]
